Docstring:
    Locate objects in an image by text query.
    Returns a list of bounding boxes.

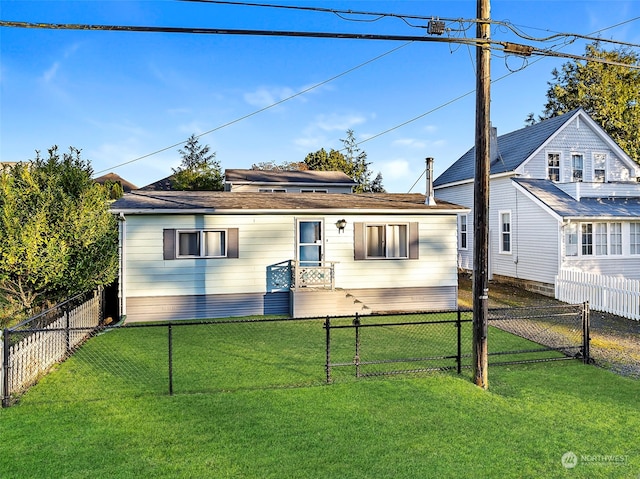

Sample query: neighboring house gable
[434,109,640,295]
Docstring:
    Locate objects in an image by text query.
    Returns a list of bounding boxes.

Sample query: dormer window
[571,154,584,182]
[547,153,560,182]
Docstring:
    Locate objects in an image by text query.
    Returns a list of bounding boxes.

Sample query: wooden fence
[555,270,640,321]
[1,290,104,406]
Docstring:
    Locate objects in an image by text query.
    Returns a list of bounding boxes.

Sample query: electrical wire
[180,1,640,49]
[94,40,416,174]
[3,11,639,178]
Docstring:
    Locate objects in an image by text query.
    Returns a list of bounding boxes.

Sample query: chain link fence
[2,303,588,406]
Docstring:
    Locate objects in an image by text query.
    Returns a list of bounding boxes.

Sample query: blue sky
[1,1,639,193]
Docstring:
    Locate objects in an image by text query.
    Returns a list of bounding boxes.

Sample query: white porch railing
[292,260,336,290]
[555,270,640,321]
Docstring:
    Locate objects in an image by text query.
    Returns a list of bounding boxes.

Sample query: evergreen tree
[172,134,224,190]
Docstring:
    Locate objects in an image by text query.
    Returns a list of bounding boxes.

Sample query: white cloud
[378,158,411,181]
[42,62,60,83]
[392,138,427,149]
[178,121,206,136]
[313,113,367,132]
[243,86,297,108]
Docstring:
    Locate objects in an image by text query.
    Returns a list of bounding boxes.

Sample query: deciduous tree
[304,130,385,193]
[0,147,118,325]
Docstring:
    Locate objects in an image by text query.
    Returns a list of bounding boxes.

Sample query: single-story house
[110,175,467,322]
[434,108,640,296]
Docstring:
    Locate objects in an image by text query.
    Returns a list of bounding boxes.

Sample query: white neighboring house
[434,108,640,296]
[111,171,467,322]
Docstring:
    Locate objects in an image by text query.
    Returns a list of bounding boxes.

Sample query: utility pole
[472,0,490,389]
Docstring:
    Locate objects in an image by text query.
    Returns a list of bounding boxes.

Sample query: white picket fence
[555,270,640,321]
[1,291,103,406]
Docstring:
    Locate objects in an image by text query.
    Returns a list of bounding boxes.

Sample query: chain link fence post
[324,316,331,384]
[2,329,10,408]
[582,302,590,364]
[168,324,174,396]
[354,313,361,378]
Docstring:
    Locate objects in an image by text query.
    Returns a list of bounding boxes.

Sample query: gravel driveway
[458,274,640,379]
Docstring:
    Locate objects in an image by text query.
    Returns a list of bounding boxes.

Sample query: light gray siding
[435,184,474,270]
[520,117,634,182]
[121,212,459,321]
[126,292,289,322]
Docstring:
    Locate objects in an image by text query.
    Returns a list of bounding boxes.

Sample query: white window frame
[631,223,640,255]
[581,223,593,256]
[258,188,287,193]
[547,151,561,182]
[571,153,584,183]
[498,210,512,254]
[459,214,468,250]
[365,223,409,259]
[610,222,622,255]
[593,152,607,183]
[176,229,227,258]
[594,223,607,256]
[565,223,578,257]
[300,189,328,193]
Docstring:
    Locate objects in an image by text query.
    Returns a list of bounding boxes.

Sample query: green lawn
[1,317,638,478]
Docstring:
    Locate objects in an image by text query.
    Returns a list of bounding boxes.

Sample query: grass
[1,316,639,478]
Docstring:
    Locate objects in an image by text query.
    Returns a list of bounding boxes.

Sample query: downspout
[117,212,127,320]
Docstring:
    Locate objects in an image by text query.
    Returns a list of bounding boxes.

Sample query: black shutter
[354,222,365,260]
[227,228,239,258]
[409,222,419,259]
[163,229,176,260]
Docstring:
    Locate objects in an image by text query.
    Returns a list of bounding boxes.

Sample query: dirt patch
[458,273,640,379]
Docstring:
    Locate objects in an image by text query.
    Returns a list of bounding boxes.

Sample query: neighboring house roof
[139,175,177,191]
[224,169,357,186]
[94,172,139,192]
[513,178,640,219]
[111,190,466,214]
[434,109,581,187]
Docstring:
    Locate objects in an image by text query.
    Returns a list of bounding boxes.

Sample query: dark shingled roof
[93,172,138,192]
[514,178,640,219]
[224,169,357,185]
[111,190,466,213]
[434,109,581,187]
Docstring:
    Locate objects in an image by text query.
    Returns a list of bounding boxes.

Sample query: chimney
[425,157,436,206]
[490,125,499,163]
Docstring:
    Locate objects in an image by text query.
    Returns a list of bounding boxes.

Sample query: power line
[179,1,640,49]
[3,16,638,178]
[94,40,416,174]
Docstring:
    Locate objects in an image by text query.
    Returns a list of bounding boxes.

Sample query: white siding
[520,117,634,182]
[123,212,459,298]
[435,184,475,270]
[436,177,560,285]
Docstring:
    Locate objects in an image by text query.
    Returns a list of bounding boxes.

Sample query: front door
[297,219,323,267]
